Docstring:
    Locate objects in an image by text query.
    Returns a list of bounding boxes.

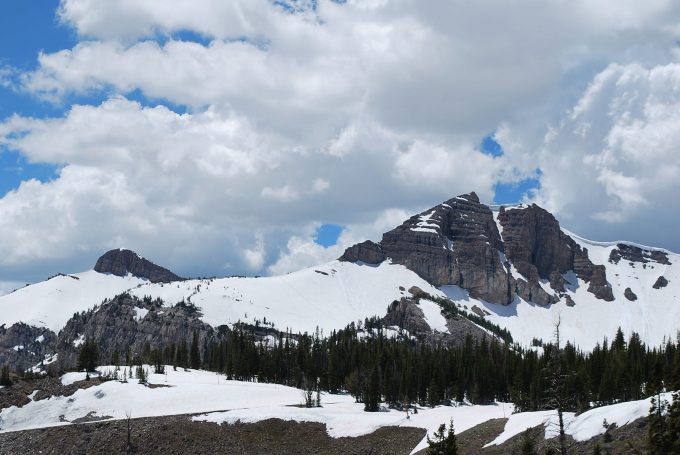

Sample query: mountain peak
[94,249,182,283]
[340,192,615,306]
[448,191,479,204]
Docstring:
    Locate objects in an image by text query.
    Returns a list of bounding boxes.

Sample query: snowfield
[0,366,506,454]
[486,392,674,446]
[128,260,445,335]
[0,271,146,332]
[0,367,664,453]
[0,261,444,337]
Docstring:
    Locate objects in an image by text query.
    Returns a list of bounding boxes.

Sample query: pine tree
[648,394,670,454]
[190,332,201,370]
[0,365,11,387]
[426,419,457,455]
[520,429,537,455]
[544,320,568,455]
[364,365,380,412]
[77,339,100,372]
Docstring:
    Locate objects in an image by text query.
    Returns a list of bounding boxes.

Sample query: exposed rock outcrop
[382,295,488,347]
[609,244,671,266]
[339,241,385,264]
[340,193,614,306]
[498,205,614,302]
[343,193,514,304]
[624,288,638,301]
[94,249,183,283]
[56,294,226,367]
[653,276,669,289]
[0,323,57,371]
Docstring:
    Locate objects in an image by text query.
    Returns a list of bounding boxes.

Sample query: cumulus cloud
[499,61,680,250]
[0,96,499,280]
[267,208,412,275]
[2,0,680,284]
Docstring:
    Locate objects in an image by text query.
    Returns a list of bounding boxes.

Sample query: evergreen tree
[190,332,201,370]
[111,349,120,367]
[426,419,457,455]
[544,321,569,455]
[77,339,100,372]
[648,395,670,454]
[364,365,381,412]
[0,364,11,387]
[520,429,537,455]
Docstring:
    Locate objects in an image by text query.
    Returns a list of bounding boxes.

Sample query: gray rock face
[352,192,513,304]
[340,192,614,305]
[382,296,487,347]
[653,276,669,289]
[339,241,385,264]
[609,244,671,266]
[498,205,614,302]
[56,294,226,368]
[624,288,638,301]
[94,249,183,283]
[0,323,57,371]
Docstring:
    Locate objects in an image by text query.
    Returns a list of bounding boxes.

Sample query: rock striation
[498,204,614,302]
[94,249,183,283]
[340,193,615,306]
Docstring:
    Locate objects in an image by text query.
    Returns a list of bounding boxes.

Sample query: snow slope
[486,392,673,446]
[440,222,680,350]
[0,366,509,455]
[0,271,146,332]
[0,261,444,337]
[128,260,445,335]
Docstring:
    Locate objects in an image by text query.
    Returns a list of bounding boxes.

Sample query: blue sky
[1,0,679,286]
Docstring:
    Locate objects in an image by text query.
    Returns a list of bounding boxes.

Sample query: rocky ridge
[94,249,183,283]
[341,193,615,306]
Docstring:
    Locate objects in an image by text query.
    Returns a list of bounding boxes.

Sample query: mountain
[1,192,678,371]
[340,192,614,305]
[94,248,183,283]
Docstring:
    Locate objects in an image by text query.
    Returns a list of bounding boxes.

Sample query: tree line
[78,320,680,416]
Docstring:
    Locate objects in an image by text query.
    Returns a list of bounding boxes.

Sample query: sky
[1,0,680,293]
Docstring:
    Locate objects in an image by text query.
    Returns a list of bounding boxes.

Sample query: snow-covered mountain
[1,192,678,370]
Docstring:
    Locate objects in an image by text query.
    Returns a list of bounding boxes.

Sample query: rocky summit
[340,192,615,306]
[94,249,182,283]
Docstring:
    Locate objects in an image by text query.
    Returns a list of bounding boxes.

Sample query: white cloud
[267,208,411,275]
[2,0,680,284]
[499,61,680,249]
[0,96,500,280]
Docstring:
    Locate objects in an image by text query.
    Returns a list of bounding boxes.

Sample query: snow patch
[133,307,149,321]
[487,393,673,446]
[418,299,449,333]
[73,334,85,348]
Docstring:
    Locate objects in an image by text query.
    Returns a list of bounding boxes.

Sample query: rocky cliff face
[0,323,57,371]
[56,294,226,368]
[342,193,514,304]
[94,249,183,283]
[498,204,614,302]
[341,193,615,306]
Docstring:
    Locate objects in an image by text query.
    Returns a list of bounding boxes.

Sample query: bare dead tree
[544,317,569,455]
